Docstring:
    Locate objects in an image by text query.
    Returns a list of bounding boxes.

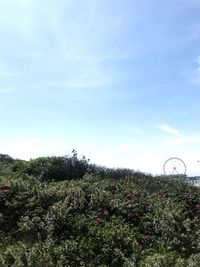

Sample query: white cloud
[47,68,116,88]
[190,55,200,84]
[6,1,135,83]
[0,0,34,38]
[0,87,13,94]
[30,52,43,58]
[190,71,200,85]
[162,135,200,146]
[89,149,167,175]
[112,143,141,153]
[0,0,136,89]
[0,61,19,78]
[128,127,144,135]
[158,124,180,136]
[196,56,200,65]
[196,56,200,75]
[0,137,76,160]
[0,138,42,160]
[0,71,18,78]
[175,0,200,7]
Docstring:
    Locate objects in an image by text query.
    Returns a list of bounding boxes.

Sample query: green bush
[12,151,89,181]
[0,158,200,266]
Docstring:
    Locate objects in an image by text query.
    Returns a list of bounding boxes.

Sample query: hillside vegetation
[0,152,200,266]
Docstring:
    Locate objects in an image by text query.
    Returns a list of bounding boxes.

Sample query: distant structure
[163,158,200,186]
[163,157,187,178]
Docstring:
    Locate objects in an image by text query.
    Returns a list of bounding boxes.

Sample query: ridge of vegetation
[0,152,200,266]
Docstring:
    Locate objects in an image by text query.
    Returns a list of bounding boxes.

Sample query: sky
[0,0,200,176]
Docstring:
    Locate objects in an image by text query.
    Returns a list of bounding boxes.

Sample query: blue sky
[0,0,200,175]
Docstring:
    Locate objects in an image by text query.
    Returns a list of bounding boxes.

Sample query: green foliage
[11,150,149,182]
[0,153,15,164]
[139,251,188,267]
[187,253,200,267]
[0,154,200,266]
[12,150,89,181]
[0,154,16,176]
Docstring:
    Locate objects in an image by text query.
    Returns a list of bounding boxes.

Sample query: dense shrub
[0,157,200,266]
[11,151,147,183]
[12,150,89,181]
[0,153,15,164]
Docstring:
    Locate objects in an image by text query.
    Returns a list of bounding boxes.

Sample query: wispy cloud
[175,0,200,7]
[158,124,180,136]
[0,87,14,94]
[30,52,43,58]
[0,0,34,38]
[47,69,117,88]
[196,56,200,65]
[0,0,140,91]
[128,127,145,135]
[113,143,141,153]
[0,62,19,78]
[190,55,200,84]
[0,72,18,78]
[196,56,200,75]
[0,136,75,160]
[0,0,133,89]
[162,134,200,146]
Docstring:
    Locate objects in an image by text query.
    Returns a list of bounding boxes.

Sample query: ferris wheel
[163,157,187,176]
